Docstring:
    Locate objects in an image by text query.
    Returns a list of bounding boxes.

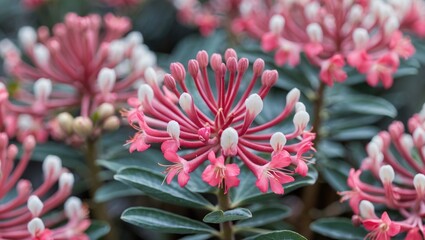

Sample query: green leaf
[329,126,380,141]
[85,221,110,240]
[231,166,317,207]
[203,208,252,223]
[114,167,214,209]
[310,218,367,240]
[329,94,397,118]
[121,207,217,234]
[179,234,213,240]
[236,205,291,228]
[317,158,351,192]
[244,230,307,240]
[94,181,142,203]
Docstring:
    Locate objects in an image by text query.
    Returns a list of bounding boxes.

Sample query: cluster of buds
[0,12,157,143]
[340,104,425,239]
[257,0,417,87]
[0,132,90,239]
[124,48,315,194]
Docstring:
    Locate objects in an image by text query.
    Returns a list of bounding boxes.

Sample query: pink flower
[102,0,141,7]
[319,55,347,86]
[363,212,401,240]
[124,48,315,192]
[364,54,399,89]
[202,151,240,193]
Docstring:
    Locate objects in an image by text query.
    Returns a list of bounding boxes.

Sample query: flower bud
[253,58,265,76]
[245,94,263,117]
[307,23,323,42]
[138,84,154,106]
[34,78,52,102]
[238,58,249,73]
[164,74,177,90]
[348,5,363,23]
[97,68,116,95]
[167,120,180,140]
[359,200,375,219]
[34,43,50,66]
[413,128,425,146]
[366,142,381,158]
[28,218,45,237]
[126,31,143,46]
[23,135,36,151]
[210,54,222,72]
[414,173,425,196]
[72,116,93,137]
[261,70,278,87]
[18,114,34,131]
[305,3,320,21]
[102,116,120,131]
[57,112,74,134]
[295,102,306,112]
[293,111,310,131]
[287,88,300,105]
[188,59,200,78]
[144,67,158,86]
[108,40,125,62]
[384,17,399,36]
[379,165,395,184]
[353,28,369,49]
[59,172,74,190]
[97,103,115,120]
[269,15,285,34]
[42,155,62,180]
[18,26,37,50]
[196,50,209,68]
[65,196,83,219]
[27,195,43,217]
[221,127,238,156]
[170,62,186,83]
[224,48,237,61]
[270,132,287,151]
[179,92,192,112]
[400,134,413,152]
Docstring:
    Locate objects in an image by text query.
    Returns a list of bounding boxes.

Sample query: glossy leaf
[85,221,110,240]
[244,230,307,240]
[236,205,291,228]
[203,208,252,223]
[121,207,216,234]
[114,167,214,209]
[310,218,367,240]
[329,94,397,118]
[94,181,142,203]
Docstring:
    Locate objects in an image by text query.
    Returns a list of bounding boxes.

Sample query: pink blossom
[101,0,141,7]
[363,212,401,240]
[201,151,240,193]
[124,48,315,193]
[319,55,347,87]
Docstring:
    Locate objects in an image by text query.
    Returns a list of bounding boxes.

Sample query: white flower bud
[400,134,413,152]
[34,43,49,66]
[306,23,323,42]
[42,155,62,180]
[18,114,34,131]
[28,218,45,237]
[348,5,363,22]
[97,103,115,120]
[221,127,238,156]
[167,120,180,140]
[108,40,125,62]
[34,78,52,102]
[414,173,425,196]
[305,2,320,21]
[245,94,263,117]
[413,128,425,146]
[65,196,83,219]
[371,135,383,150]
[97,68,116,95]
[295,102,306,112]
[287,88,300,105]
[353,28,369,49]
[18,26,37,50]
[324,15,336,31]
[102,116,120,131]
[366,142,381,158]
[359,200,375,219]
[384,17,399,36]
[59,172,74,190]
[0,39,20,58]
[126,31,144,46]
[145,67,158,86]
[57,112,74,134]
[137,84,154,106]
[379,165,395,184]
[269,15,285,34]
[27,195,43,217]
[293,111,310,130]
[270,132,287,151]
[179,92,192,112]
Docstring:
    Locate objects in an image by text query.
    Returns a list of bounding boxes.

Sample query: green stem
[312,81,326,145]
[85,139,117,240]
[217,187,234,240]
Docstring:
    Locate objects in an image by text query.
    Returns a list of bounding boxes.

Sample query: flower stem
[217,187,235,240]
[298,81,326,238]
[85,138,117,240]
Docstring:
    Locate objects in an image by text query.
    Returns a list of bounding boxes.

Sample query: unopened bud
[294,111,310,130]
[305,2,320,21]
[353,28,369,49]
[366,142,381,158]
[270,132,287,151]
[138,84,154,106]
[414,173,425,196]
[57,112,74,134]
[261,70,278,87]
[400,134,413,151]
[126,31,143,46]
[238,58,249,73]
[34,43,49,66]
[18,26,37,50]
[27,195,43,217]
[307,23,323,42]
[210,54,222,72]
[108,40,125,62]
[269,15,285,34]
[287,88,300,105]
[359,200,375,219]
[379,165,395,184]
[59,172,74,190]
[188,59,200,78]
[170,62,186,83]
[18,114,34,131]
[97,68,116,95]
[385,17,399,36]
[413,128,425,146]
[295,102,306,112]
[224,48,237,61]
[28,218,45,237]
[221,127,238,156]
[102,116,120,131]
[253,58,265,76]
[144,67,158,86]
[65,197,83,219]
[72,116,93,137]
[179,92,192,112]
[167,120,180,140]
[164,74,177,90]
[23,135,36,151]
[245,94,263,117]
[97,103,115,120]
[34,78,52,102]
[196,50,209,68]
[42,155,62,180]
[348,5,363,23]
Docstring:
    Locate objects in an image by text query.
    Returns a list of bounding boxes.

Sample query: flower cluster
[258,0,416,88]
[340,104,425,239]
[0,132,90,239]
[124,48,315,194]
[0,13,157,144]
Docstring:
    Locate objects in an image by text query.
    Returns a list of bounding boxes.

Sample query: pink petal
[261,33,279,51]
[178,171,190,187]
[255,175,269,193]
[270,177,284,194]
[225,164,240,177]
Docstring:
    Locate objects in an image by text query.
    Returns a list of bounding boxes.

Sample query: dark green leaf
[121,207,217,234]
[317,158,351,192]
[236,205,291,228]
[244,230,307,240]
[329,126,380,141]
[179,234,213,240]
[310,218,367,240]
[329,94,397,118]
[203,208,252,223]
[115,167,214,209]
[94,181,142,203]
[85,221,110,240]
